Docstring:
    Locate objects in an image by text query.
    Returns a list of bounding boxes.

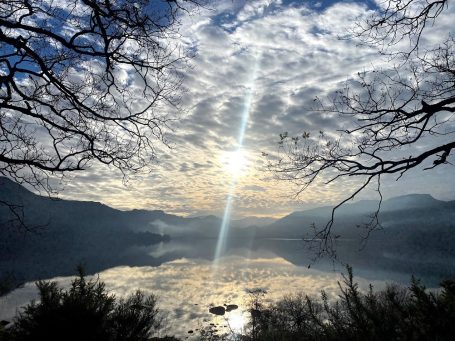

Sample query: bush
[3,267,163,341]
[251,267,455,341]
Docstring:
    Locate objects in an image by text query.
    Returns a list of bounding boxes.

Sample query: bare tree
[270,0,454,257]
[0,0,201,229]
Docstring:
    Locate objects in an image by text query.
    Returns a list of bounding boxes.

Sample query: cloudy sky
[58,0,455,218]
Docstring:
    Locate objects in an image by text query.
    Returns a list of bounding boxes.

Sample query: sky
[56,0,455,218]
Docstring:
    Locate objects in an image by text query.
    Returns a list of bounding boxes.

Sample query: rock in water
[225,304,238,312]
[209,306,226,316]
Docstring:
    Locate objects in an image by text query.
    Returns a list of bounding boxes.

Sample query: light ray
[213,50,260,265]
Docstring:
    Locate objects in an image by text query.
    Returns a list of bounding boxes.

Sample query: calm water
[0,238,445,338]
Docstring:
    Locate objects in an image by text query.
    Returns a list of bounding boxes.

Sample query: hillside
[1,177,455,287]
[0,178,170,286]
[252,194,455,279]
[257,194,455,238]
[0,178,273,285]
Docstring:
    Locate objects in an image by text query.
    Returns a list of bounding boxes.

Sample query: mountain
[251,193,455,280]
[231,216,277,228]
[257,194,455,238]
[0,178,172,287]
[1,177,455,289]
[0,178,273,287]
[381,193,444,211]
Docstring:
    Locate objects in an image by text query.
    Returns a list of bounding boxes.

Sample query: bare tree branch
[270,0,454,258]
[0,0,203,228]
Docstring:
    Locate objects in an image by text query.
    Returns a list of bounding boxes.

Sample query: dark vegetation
[1,267,454,341]
[196,268,455,341]
[244,269,455,341]
[0,267,166,341]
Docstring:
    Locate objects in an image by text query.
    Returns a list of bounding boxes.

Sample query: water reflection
[1,237,449,338]
[140,237,442,285]
[0,255,390,338]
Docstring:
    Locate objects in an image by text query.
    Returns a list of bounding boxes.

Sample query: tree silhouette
[270,0,454,257]
[0,0,201,228]
[5,267,163,341]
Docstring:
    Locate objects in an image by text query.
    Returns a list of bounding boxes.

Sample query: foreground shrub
[252,267,455,341]
[3,267,163,341]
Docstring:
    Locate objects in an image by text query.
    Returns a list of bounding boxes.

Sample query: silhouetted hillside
[1,178,454,288]
[0,178,170,287]
[251,194,455,279]
[258,194,455,238]
[0,178,273,286]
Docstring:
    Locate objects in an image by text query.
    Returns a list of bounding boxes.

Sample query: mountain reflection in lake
[0,237,430,338]
[128,237,444,285]
[1,254,391,338]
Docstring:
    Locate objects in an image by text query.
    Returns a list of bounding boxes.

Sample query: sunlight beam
[213,50,260,264]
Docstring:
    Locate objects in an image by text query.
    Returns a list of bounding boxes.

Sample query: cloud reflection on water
[0,255,389,338]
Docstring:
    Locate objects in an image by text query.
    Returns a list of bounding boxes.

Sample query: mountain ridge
[1,177,455,289]
[1,177,450,226]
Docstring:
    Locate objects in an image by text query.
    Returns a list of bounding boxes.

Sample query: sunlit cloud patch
[24,0,455,217]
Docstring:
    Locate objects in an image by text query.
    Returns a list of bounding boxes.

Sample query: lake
[0,237,442,338]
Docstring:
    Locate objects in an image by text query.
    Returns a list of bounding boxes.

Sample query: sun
[227,311,246,333]
[221,150,250,177]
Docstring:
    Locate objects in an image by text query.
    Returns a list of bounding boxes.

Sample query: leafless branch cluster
[270,0,454,258]
[0,0,201,228]
[355,0,448,56]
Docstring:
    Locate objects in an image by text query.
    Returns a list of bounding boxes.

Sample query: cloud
[49,0,454,217]
[241,185,266,192]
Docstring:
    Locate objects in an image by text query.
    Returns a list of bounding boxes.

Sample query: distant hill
[249,193,455,280]
[0,177,171,287]
[0,178,275,286]
[257,194,455,238]
[1,177,454,288]
[231,216,277,228]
